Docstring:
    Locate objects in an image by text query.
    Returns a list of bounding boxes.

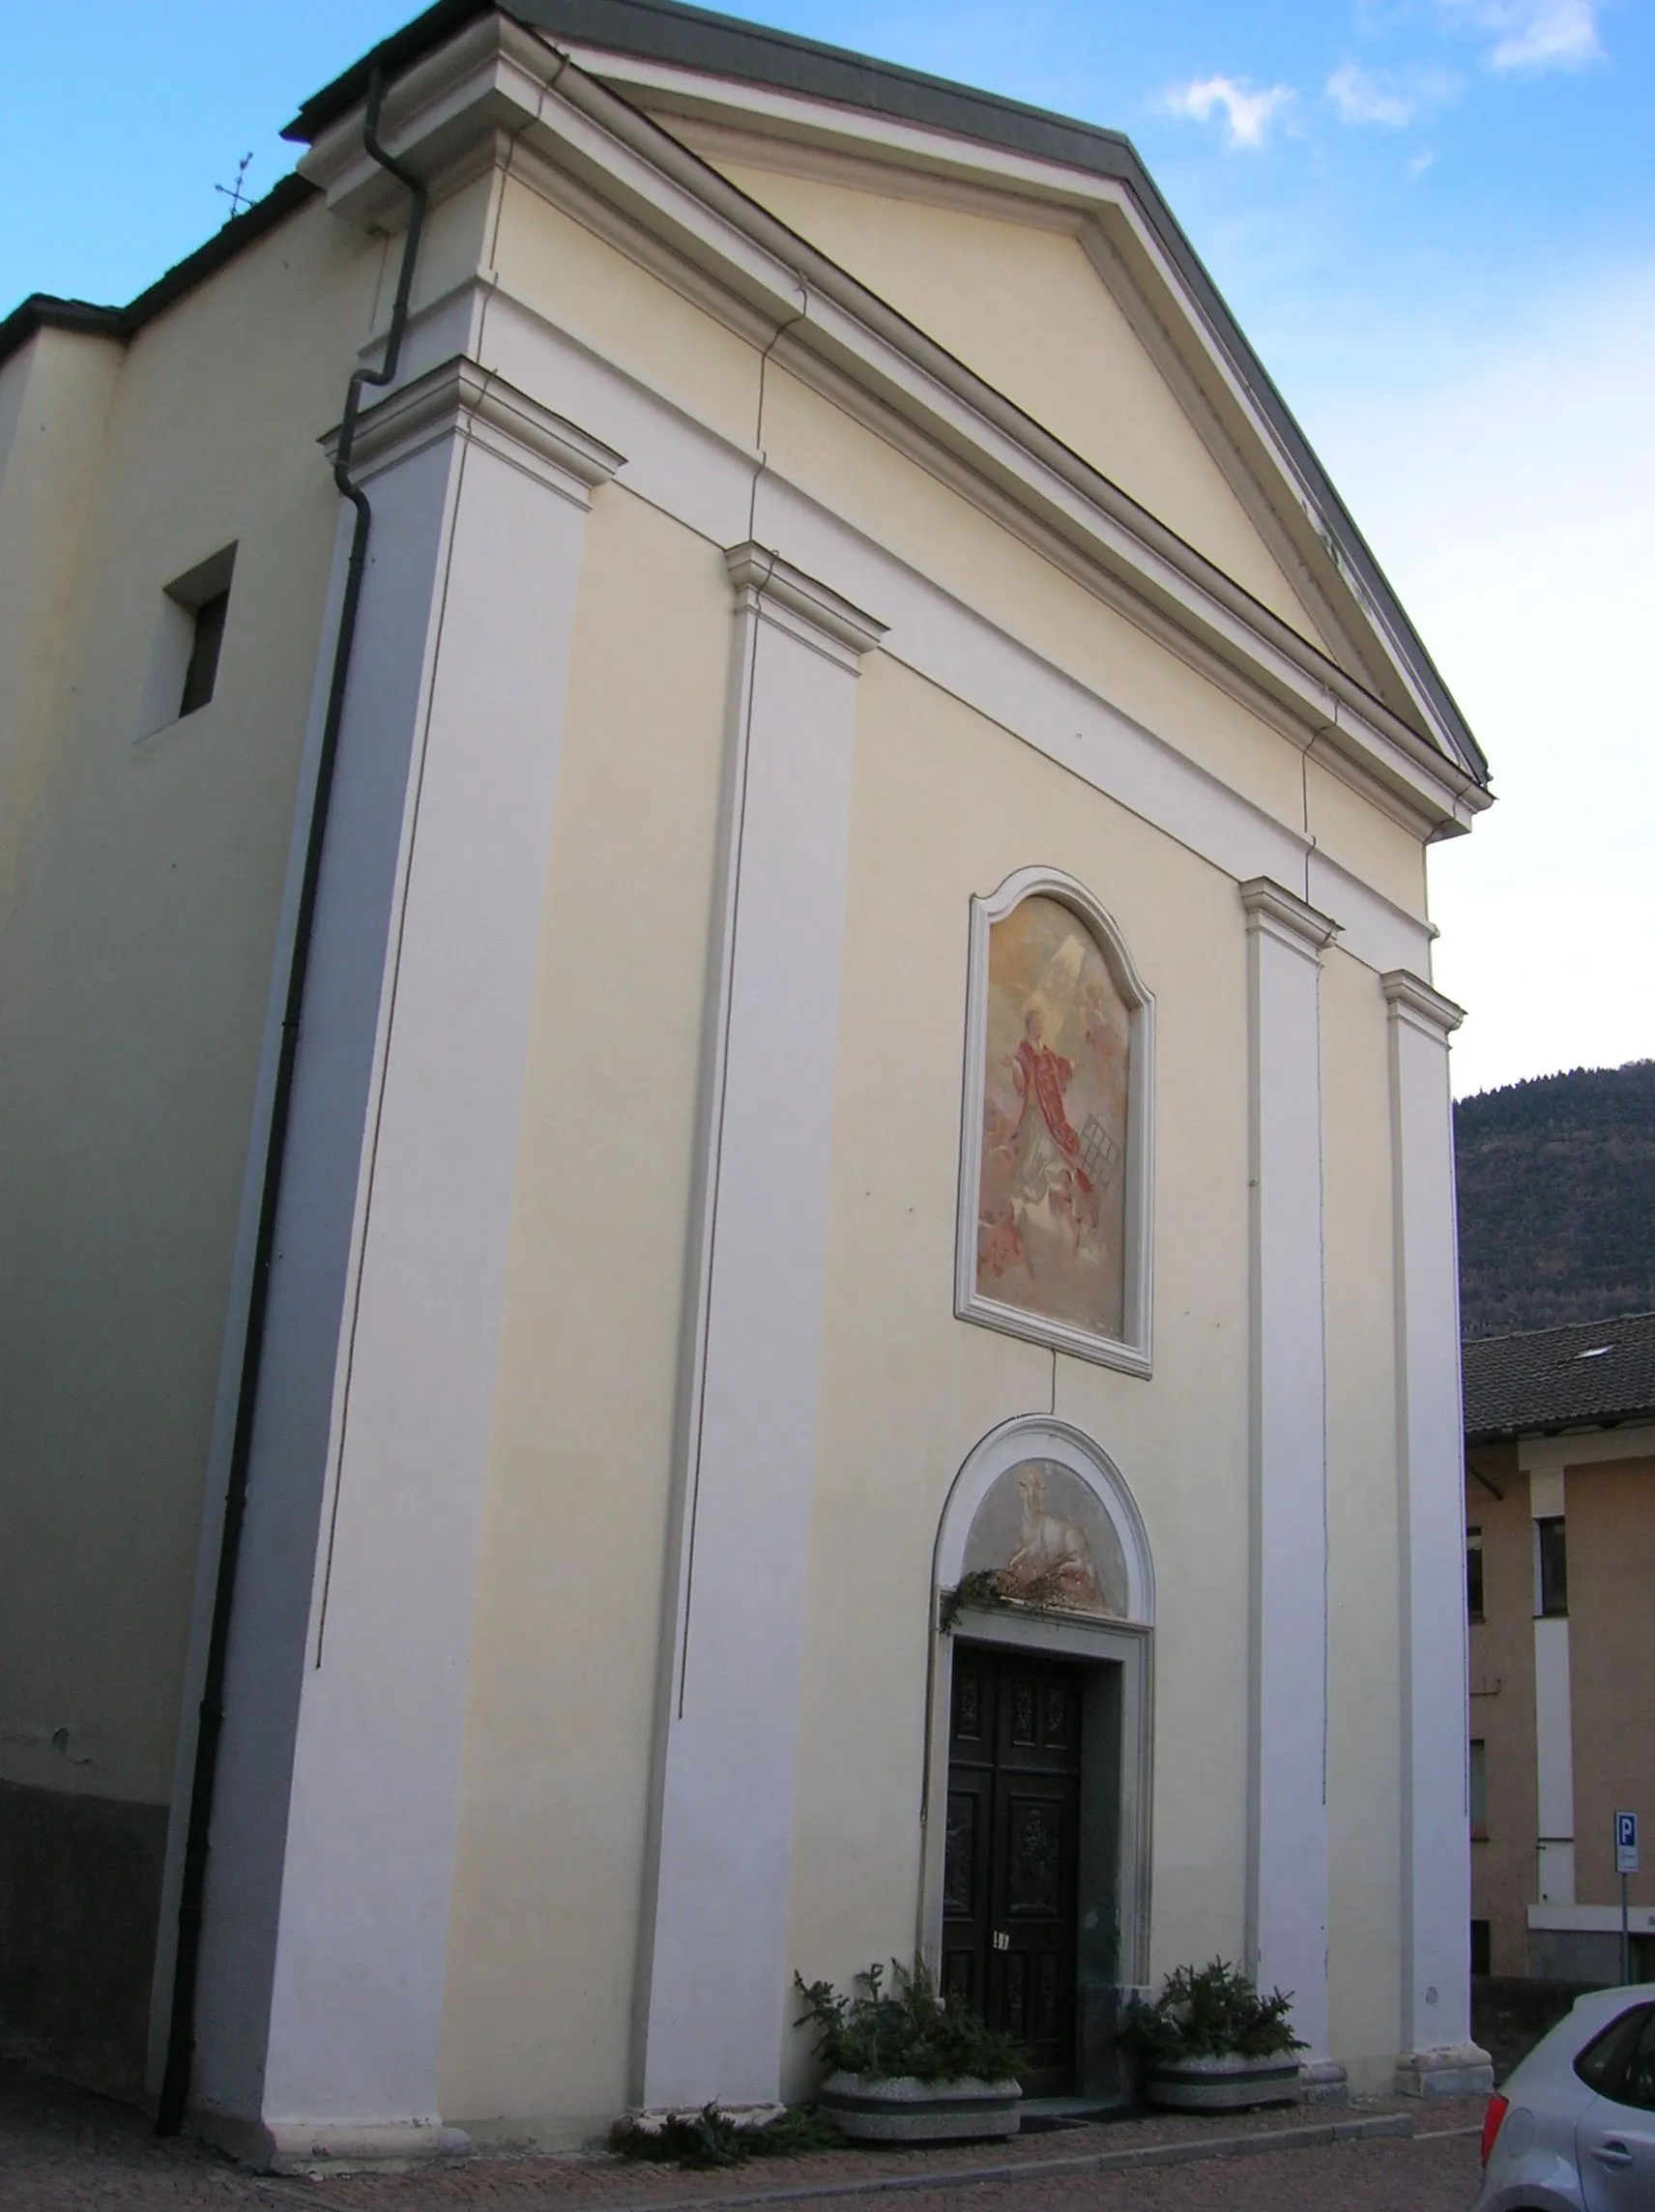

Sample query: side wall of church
[0,190,392,2093]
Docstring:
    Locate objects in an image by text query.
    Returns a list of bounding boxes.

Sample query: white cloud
[1161,75,1294,151]
[1407,147,1438,176]
[1439,0,1604,73]
[1327,62,1417,125]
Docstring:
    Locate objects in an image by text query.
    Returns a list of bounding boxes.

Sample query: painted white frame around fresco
[955,866,1155,1376]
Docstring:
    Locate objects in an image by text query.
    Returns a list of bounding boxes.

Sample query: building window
[1471,1918,1492,1976]
[1536,1516,1568,1617]
[178,588,230,716]
[1470,1739,1489,1838]
[135,543,237,741]
[1466,1527,1484,1621]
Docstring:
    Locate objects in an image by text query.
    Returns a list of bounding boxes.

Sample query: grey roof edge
[1466,1412,1655,1446]
[0,173,318,374]
[1464,1308,1655,1351]
[1463,1310,1655,1443]
[282,0,1489,787]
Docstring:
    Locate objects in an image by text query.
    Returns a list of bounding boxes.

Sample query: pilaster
[181,358,622,2164]
[1239,878,1340,2086]
[635,542,885,2112]
[1383,969,1492,2098]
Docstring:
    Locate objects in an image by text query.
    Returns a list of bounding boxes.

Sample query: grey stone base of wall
[1394,2042,1495,2097]
[1299,2060,1350,2105]
[196,2110,473,2173]
[1528,1929,1647,1983]
[0,1778,167,2101]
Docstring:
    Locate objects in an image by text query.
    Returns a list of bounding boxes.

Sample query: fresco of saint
[974,896,1129,1339]
[961,1459,1128,1619]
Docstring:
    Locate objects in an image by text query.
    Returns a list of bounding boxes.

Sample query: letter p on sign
[1615,1810,1639,1875]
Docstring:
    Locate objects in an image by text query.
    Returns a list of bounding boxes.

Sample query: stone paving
[0,2061,1489,2212]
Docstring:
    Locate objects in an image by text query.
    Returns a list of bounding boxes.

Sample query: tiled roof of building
[1463,1310,1655,1441]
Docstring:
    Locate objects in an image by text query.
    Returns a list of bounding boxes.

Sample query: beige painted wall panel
[1566,1458,1655,1910]
[1304,757,1427,919]
[759,364,1307,838]
[1466,1443,1535,1976]
[496,177,762,451]
[713,162,1315,637]
[785,653,1252,2070]
[1321,946,1405,2081]
[438,491,732,2137]
[0,199,375,1807]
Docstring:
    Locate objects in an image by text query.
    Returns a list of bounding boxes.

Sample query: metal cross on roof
[216,154,254,220]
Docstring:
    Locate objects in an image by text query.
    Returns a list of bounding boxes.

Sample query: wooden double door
[942,1644,1082,2096]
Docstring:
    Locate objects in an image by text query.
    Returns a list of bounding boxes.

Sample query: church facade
[0,0,1493,2164]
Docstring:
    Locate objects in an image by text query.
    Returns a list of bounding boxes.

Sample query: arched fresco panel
[974,895,1131,1340]
[962,1459,1130,1619]
[955,870,1154,1374]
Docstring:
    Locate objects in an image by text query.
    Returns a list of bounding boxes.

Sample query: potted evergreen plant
[1125,1960,1305,2111]
[795,1960,1024,2141]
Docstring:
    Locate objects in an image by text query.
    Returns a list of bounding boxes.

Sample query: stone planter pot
[819,2072,1022,2141]
[1143,2051,1302,2111]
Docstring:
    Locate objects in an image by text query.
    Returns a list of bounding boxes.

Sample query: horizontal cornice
[1240,877,1341,955]
[326,353,624,498]
[726,540,887,664]
[1382,968,1465,1039]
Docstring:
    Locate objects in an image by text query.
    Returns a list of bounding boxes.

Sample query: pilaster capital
[1382,968,1465,1040]
[1239,876,1341,958]
[325,355,624,507]
[725,541,887,672]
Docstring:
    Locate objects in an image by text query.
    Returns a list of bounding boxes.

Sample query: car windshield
[1576,2005,1654,2098]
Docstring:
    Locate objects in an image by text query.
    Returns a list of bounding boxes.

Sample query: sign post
[1615,1811,1639,1984]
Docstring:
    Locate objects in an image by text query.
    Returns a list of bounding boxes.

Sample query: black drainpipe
[156,67,428,2139]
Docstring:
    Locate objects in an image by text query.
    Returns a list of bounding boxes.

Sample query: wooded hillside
[1456,1059,1655,1337]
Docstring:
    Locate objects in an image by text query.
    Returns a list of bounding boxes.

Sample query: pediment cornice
[300,14,1490,836]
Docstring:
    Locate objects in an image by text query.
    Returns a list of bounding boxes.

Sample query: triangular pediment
[681,130,1352,654]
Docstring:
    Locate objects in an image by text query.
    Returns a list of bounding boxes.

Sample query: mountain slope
[1455,1060,1655,1337]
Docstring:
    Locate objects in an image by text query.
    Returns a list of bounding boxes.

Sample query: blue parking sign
[1615,1810,1639,1875]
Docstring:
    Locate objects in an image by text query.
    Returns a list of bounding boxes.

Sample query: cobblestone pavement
[0,2062,1487,2212]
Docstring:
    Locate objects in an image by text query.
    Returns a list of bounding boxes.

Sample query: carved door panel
[944,1645,1081,2095]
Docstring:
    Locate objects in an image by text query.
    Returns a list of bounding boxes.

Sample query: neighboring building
[1466,1313,1655,1982]
[1,0,1494,2166]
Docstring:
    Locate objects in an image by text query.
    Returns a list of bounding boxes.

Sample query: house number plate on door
[993,1931,1010,1951]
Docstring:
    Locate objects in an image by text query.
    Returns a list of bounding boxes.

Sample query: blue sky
[4,0,1651,1094]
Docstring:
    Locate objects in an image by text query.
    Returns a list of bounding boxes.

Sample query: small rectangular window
[135,543,236,741]
[1470,1918,1491,1975]
[1466,1527,1484,1621]
[1536,1516,1568,1617]
[178,588,229,716]
[1469,1739,1489,1837]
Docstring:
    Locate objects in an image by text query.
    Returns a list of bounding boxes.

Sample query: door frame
[921,1608,1153,2097]
[920,1417,1155,2101]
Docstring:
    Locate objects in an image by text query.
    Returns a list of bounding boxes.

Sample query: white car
[1475,1985,1655,2209]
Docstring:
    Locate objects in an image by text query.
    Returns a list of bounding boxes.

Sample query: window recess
[1469,1739,1489,1839]
[136,544,236,740]
[1535,1516,1568,1618]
